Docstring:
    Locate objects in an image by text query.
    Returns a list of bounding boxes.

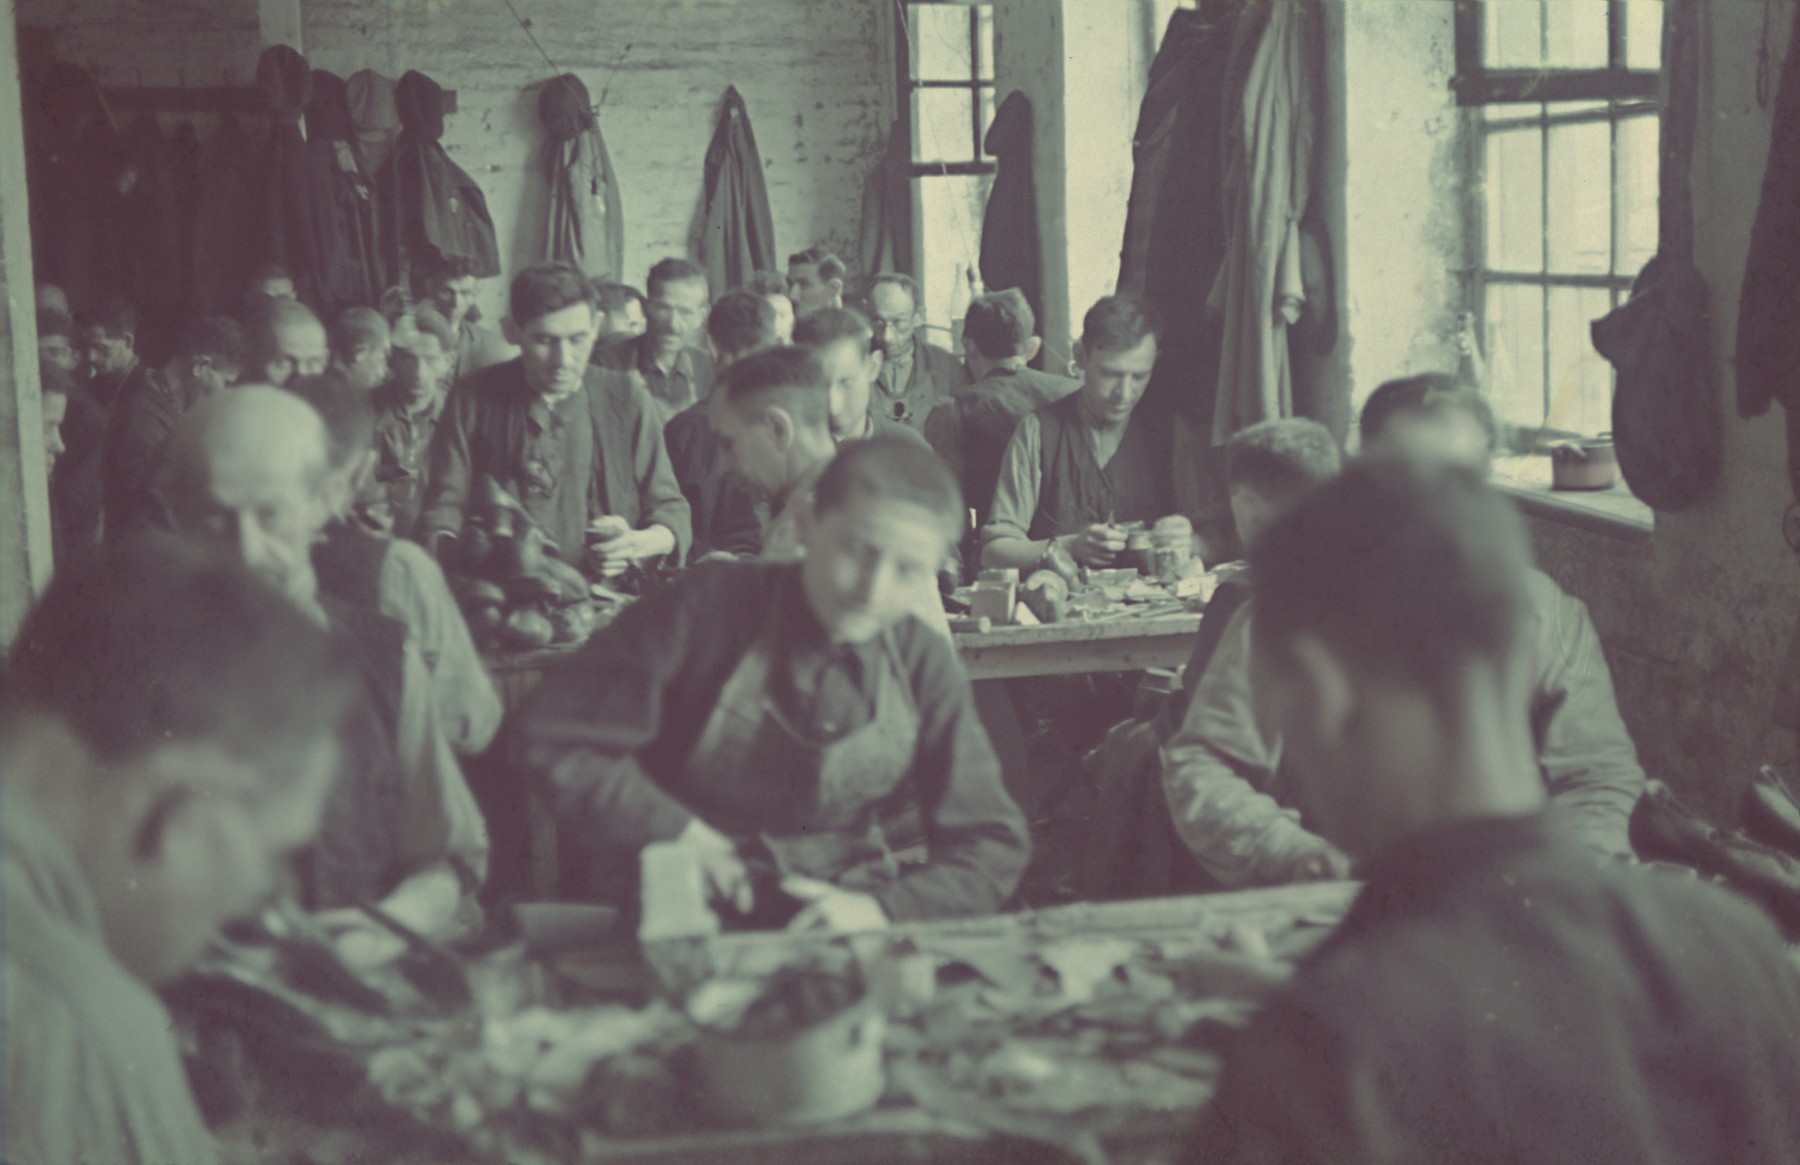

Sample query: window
[896,1,995,336]
[1455,0,1662,439]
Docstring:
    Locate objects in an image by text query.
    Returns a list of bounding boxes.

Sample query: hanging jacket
[251,45,322,306]
[979,92,1042,330]
[380,70,501,294]
[347,70,401,180]
[187,114,259,315]
[860,118,914,279]
[118,115,181,361]
[1210,0,1324,444]
[25,61,120,310]
[1596,0,1720,511]
[537,74,624,282]
[701,86,778,295]
[306,69,385,314]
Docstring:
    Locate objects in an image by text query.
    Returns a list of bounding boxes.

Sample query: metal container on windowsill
[1549,434,1619,491]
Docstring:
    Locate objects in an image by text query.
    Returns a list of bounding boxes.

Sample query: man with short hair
[524,437,1029,927]
[751,269,796,343]
[422,263,692,574]
[592,257,715,420]
[925,288,1078,526]
[37,306,78,376]
[373,307,457,539]
[290,374,503,759]
[794,306,927,447]
[246,262,298,305]
[329,306,393,392]
[421,253,516,385]
[40,309,107,558]
[787,246,845,319]
[170,387,489,956]
[980,295,1186,571]
[868,273,968,433]
[244,297,331,388]
[77,298,147,412]
[710,347,949,633]
[1357,371,1499,471]
[3,536,357,1165]
[593,281,647,341]
[664,290,773,561]
[1190,460,1800,1165]
[101,316,246,542]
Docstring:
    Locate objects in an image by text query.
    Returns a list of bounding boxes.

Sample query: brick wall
[20,0,888,323]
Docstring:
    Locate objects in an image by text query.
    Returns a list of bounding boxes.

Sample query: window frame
[1454,0,1662,442]
[896,0,999,179]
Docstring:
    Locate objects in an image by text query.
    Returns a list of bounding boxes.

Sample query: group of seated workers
[20,229,1800,1163]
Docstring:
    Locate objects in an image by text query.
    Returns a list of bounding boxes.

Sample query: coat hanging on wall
[380,70,501,292]
[979,91,1042,335]
[1594,0,1719,511]
[1210,0,1323,444]
[701,86,777,296]
[25,61,125,312]
[859,118,914,280]
[306,69,387,315]
[252,44,323,306]
[188,113,259,316]
[118,113,181,360]
[537,73,623,282]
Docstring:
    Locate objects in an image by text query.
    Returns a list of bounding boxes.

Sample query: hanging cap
[347,69,400,136]
[538,74,595,143]
[396,70,447,142]
[255,44,312,124]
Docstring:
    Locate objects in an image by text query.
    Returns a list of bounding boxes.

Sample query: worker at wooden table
[979,294,1207,571]
[522,439,1030,930]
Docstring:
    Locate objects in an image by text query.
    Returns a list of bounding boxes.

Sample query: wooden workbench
[952,613,1202,681]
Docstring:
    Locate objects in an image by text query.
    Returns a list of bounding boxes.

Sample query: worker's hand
[1063,524,1127,568]
[588,525,675,575]
[676,818,752,914]
[1291,838,1354,883]
[781,876,890,934]
[313,908,408,969]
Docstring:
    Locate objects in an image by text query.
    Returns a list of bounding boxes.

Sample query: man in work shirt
[421,263,691,574]
[371,307,457,540]
[592,257,715,421]
[523,438,1029,928]
[421,252,517,385]
[980,295,1190,571]
[868,273,968,433]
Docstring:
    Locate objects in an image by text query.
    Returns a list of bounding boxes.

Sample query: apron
[684,602,923,899]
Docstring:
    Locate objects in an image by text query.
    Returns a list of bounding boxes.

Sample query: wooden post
[0,12,54,645]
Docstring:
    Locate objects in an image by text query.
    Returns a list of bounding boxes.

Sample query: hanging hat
[306,69,353,142]
[255,44,312,124]
[396,70,447,143]
[538,74,595,143]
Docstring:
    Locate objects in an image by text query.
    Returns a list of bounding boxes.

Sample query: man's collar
[638,336,692,378]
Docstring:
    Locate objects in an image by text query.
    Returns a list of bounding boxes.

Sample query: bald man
[169,387,488,962]
[244,298,331,388]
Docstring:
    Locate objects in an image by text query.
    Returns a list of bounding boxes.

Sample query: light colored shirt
[378,538,502,756]
[393,637,492,886]
[1161,569,1645,887]
[3,793,220,1165]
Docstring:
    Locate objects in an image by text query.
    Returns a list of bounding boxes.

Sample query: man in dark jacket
[76,298,148,413]
[868,273,968,433]
[421,263,691,573]
[1189,460,1800,1165]
[592,257,715,422]
[421,253,515,385]
[664,290,770,562]
[925,289,1077,526]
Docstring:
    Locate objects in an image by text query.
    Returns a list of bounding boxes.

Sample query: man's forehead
[871,284,914,312]
[275,321,329,352]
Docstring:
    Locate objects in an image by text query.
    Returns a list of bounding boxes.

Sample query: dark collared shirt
[663,399,762,561]
[1193,813,1800,1165]
[522,559,1028,920]
[592,333,715,422]
[371,387,447,539]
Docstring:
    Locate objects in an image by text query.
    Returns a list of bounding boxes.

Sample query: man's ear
[867,347,885,381]
[1022,336,1043,364]
[1072,338,1087,368]
[767,406,796,451]
[501,317,521,346]
[828,278,844,301]
[348,448,378,498]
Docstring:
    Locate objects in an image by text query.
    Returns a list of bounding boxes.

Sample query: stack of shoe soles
[1630,766,1800,939]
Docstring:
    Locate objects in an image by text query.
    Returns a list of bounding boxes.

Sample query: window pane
[1486,282,1548,429]
[915,174,993,336]
[1543,0,1608,69]
[1546,120,1612,274]
[1487,127,1544,273]
[1616,114,1659,275]
[1485,0,1544,68]
[977,5,995,81]
[911,3,974,82]
[1626,0,1664,70]
[1545,286,1616,435]
[912,87,976,164]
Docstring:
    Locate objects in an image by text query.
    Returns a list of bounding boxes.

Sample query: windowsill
[1490,455,1655,542]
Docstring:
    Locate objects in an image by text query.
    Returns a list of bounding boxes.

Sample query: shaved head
[170,386,334,608]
